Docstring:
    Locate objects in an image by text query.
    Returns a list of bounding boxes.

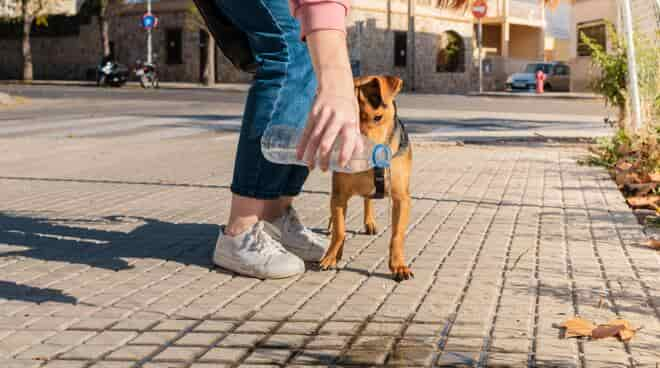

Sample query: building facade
[569,0,659,92]
[0,0,561,93]
[0,0,17,17]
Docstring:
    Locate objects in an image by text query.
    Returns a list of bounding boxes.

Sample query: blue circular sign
[142,13,156,29]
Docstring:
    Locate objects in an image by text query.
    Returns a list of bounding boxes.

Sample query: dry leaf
[648,239,660,249]
[616,160,633,171]
[592,324,624,339]
[599,319,637,342]
[623,182,657,196]
[560,317,595,338]
[627,196,660,210]
[559,317,637,342]
[650,172,660,182]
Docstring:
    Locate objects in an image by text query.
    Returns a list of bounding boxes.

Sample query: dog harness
[371,102,410,200]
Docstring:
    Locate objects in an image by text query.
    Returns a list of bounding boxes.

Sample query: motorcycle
[135,60,159,89]
[96,59,129,87]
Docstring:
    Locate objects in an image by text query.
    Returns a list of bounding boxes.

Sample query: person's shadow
[0,212,220,305]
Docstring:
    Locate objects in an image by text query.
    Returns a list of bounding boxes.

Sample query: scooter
[135,60,159,89]
[96,60,129,87]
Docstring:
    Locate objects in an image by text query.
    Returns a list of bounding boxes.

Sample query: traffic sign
[471,0,488,19]
[141,13,158,30]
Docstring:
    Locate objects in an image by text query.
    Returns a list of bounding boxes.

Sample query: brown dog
[320,75,413,281]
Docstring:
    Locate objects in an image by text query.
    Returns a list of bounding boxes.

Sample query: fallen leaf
[650,172,660,182]
[592,324,624,339]
[627,196,660,210]
[616,160,633,171]
[623,182,657,196]
[600,319,637,342]
[648,239,660,249]
[560,317,595,338]
[559,317,638,342]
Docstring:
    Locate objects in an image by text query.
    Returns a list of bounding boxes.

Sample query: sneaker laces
[245,222,287,257]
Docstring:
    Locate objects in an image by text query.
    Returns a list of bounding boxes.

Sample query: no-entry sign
[472,0,488,19]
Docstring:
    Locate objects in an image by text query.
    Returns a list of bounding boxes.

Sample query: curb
[468,91,602,101]
[0,80,251,92]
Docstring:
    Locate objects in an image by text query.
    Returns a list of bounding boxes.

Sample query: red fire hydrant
[536,70,546,94]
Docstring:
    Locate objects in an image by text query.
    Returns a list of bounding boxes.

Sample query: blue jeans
[215,0,317,199]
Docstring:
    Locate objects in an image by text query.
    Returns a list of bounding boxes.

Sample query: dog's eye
[374,115,383,122]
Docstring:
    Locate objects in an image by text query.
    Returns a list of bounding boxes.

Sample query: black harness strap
[370,102,409,200]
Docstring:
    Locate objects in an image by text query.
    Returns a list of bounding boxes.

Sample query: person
[212,0,361,279]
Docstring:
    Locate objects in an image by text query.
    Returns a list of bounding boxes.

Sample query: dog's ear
[354,76,403,108]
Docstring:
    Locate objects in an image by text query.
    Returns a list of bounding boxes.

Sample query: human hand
[296,30,364,171]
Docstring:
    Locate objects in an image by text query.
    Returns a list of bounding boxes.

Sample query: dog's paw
[364,222,378,235]
[319,255,338,271]
[391,265,414,282]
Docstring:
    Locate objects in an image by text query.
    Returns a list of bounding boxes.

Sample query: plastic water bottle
[261,124,392,173]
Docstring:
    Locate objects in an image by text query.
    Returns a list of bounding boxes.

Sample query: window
[553,65,569,76]
[166,28,183,65]
[577,23,606,56]
[436,31,465,73]
[394,31,407,67]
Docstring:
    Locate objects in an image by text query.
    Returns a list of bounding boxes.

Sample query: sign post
[620,0,642,131]
[472,0,488,94]
[140,0,158,65]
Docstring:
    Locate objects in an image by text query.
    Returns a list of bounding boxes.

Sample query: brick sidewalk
[0,135,658,368]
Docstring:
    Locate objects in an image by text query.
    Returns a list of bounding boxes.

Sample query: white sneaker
[213,221,305,279]
[272,207,329,262]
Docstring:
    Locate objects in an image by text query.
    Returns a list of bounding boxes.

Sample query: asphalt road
[0,84,614,142]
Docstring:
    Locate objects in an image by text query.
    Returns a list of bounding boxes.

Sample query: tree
[18,0,60,82]
[187,1,215,85]
[85,0,124,59]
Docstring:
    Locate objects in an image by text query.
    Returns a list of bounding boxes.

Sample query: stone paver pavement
[0,129,658,367]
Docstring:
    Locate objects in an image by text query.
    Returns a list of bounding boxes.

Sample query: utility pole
[147,0,153,64]
[478,18,483,93]
[407,0,415,91]
[620,0,642,131]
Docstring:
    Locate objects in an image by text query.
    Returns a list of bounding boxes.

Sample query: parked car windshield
[524,63,551,74]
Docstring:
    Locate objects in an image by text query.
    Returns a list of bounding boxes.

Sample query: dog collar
[370,101,409,200]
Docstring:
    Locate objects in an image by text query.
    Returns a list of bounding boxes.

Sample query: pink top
[289,0,349,39]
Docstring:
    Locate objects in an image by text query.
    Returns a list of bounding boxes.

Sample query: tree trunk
[202,32,215,86]
[99,14,110,57]
[21,1,33,82]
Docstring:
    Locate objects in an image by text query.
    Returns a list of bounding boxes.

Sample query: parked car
[506,62,571,92]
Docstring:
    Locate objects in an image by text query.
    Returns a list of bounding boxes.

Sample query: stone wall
[0,17,100,80]
[347,4,477,93]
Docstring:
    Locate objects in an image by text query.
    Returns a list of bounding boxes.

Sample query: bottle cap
[371,144,392,168]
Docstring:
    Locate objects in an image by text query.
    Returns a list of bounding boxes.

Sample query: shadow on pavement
[0,212,221,304]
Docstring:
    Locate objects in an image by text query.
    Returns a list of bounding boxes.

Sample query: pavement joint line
[592,166,660,321]
[430,153,520,364]
[575,162,637,366]
[0,186,202,310]
[2,191,214,319]
[48,216,237,366]
[326,160,478,364]
[558,152,586,368]
[301,158,471,366]
[526,158,547,367]
[477,158,532,367]
[232,155,441,367]
[135,275,302,367]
